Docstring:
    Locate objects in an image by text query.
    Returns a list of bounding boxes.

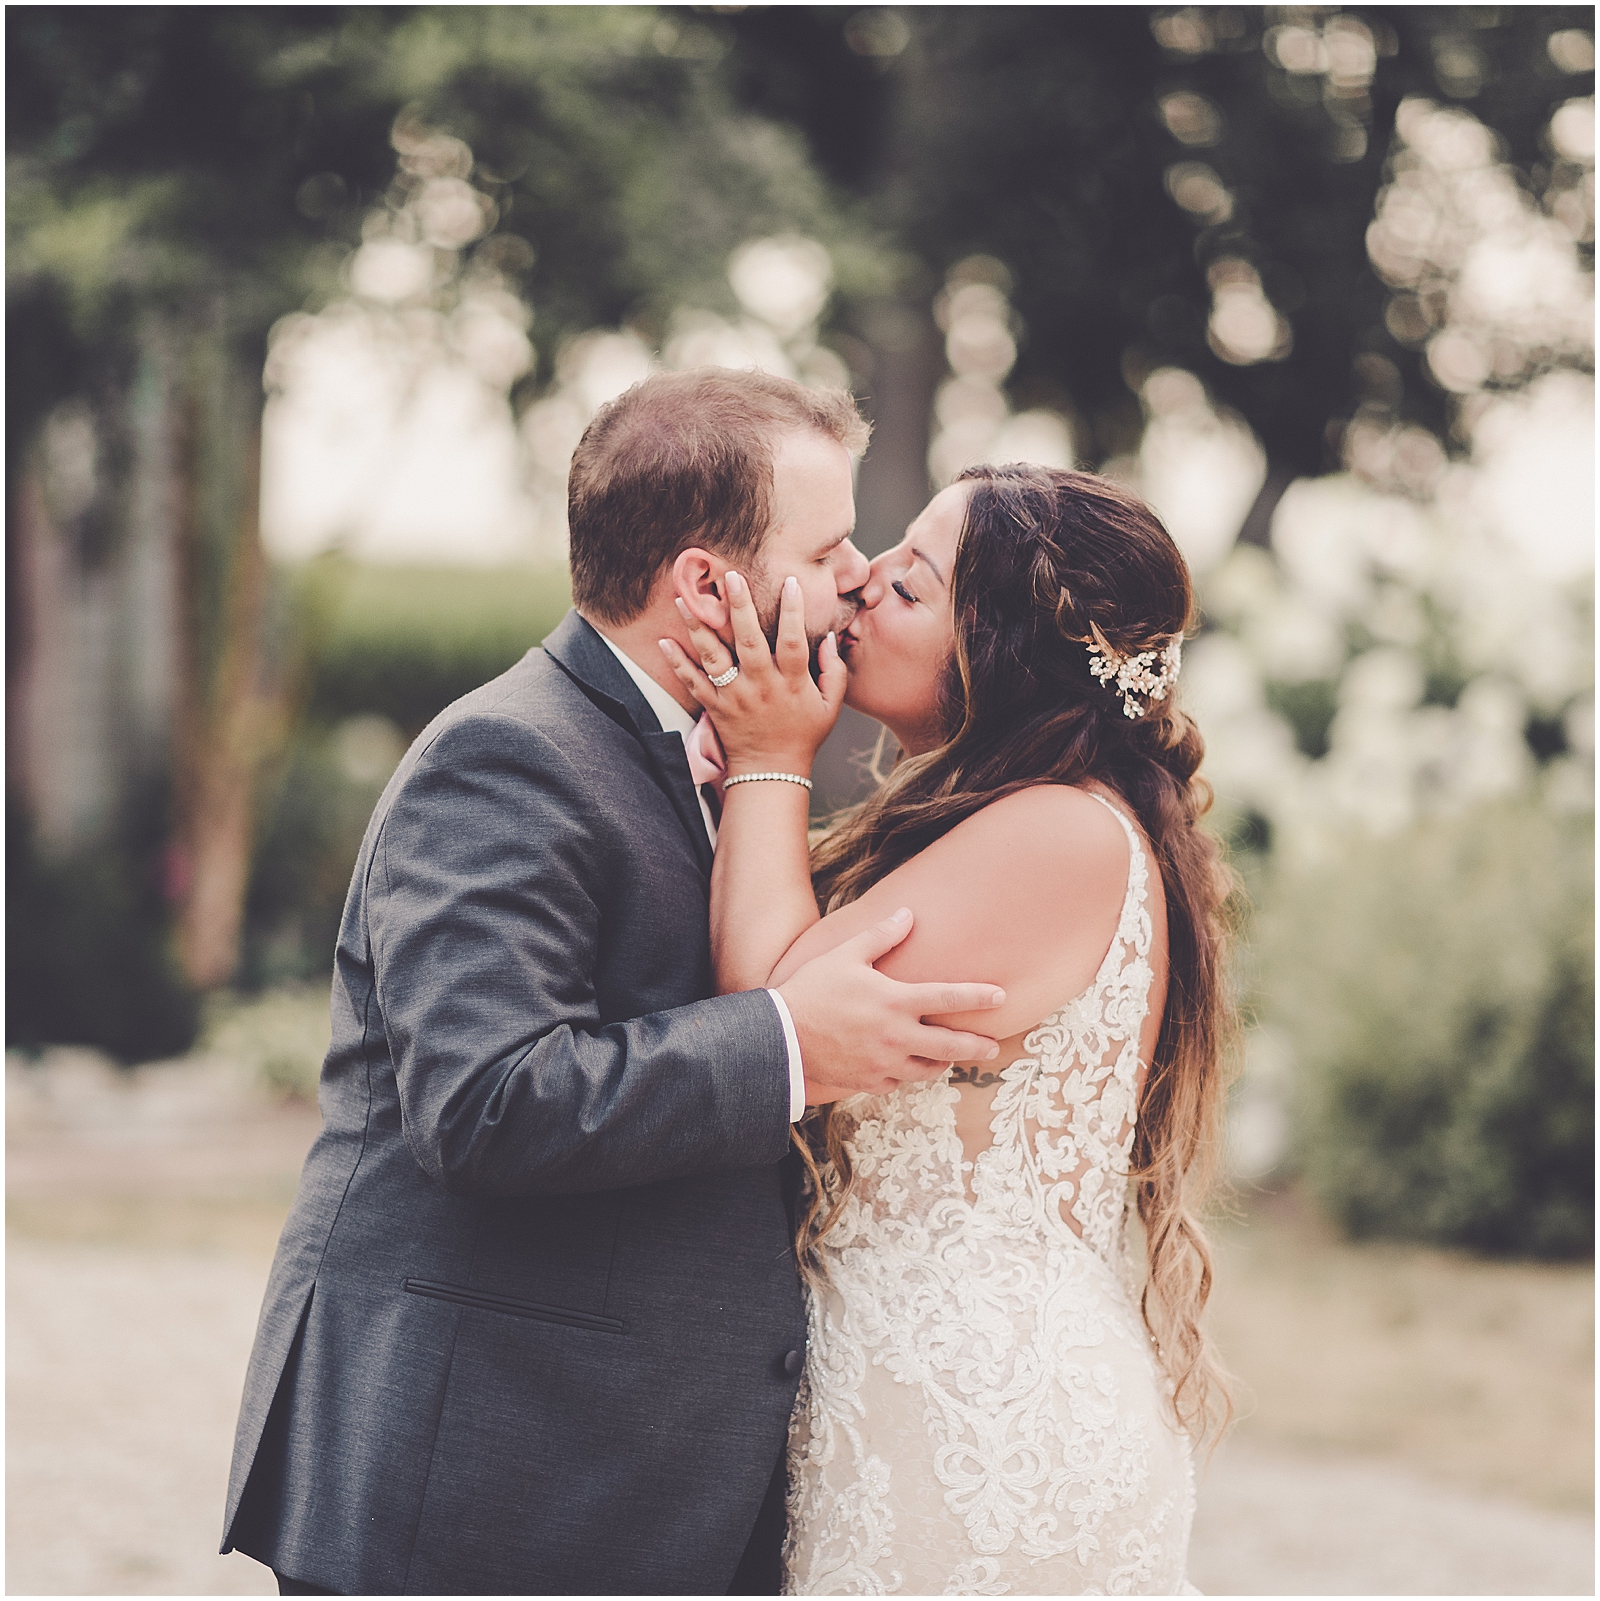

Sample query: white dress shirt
[595,629,807,1122]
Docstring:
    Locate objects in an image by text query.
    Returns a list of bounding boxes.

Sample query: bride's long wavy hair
[796,462,1238,1438]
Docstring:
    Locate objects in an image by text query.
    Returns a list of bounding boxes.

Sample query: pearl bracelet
[722,771,813,791]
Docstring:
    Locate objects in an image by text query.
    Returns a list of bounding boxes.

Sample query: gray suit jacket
[222,610,806,1595]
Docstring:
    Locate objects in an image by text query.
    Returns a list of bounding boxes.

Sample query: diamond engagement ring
[709,664,740,688]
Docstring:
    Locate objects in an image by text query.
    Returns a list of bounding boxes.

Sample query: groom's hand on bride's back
[776,907,1005,1103]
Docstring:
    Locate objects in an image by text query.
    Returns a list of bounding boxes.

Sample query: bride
[661,462,1232,1596]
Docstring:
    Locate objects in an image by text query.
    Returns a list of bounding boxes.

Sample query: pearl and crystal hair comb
[1085,633,1184,719]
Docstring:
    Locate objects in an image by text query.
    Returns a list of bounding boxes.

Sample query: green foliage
[5,804,200,1063]
[1263,677,1339,760]
[238,723,391,990]
[6,7,862,399]
[724,7,1594,475]
[201,983,330,1100]
[1259,802,1594,1257]
[300,561,572,736]
[239,562,572,984]
[372,7,853,343]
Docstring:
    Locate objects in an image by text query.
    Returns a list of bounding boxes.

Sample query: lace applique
[944,1558,1009,1595]
[785,796,1194,1597]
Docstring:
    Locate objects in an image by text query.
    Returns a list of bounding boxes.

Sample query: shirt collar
[593,629,698,739]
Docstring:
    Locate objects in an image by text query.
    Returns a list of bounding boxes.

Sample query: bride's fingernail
[783,575,799,600]
[658,639,675,657]
[674,597,691,619]
[727,571,744,596]
[989,989,1007,1007]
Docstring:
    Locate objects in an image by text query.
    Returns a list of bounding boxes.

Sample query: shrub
[239,719,403,987]
[6,802,200,1063]
[239,561,574,984]
[202,983,330,1100]
[1258,801,1593,1258]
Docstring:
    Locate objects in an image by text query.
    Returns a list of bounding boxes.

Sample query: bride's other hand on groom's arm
[777,906,1005,1101]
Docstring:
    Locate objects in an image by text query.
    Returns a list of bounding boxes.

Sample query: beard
[748,570,856,675]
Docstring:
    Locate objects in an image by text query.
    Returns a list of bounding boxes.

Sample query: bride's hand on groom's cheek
[660,571,845,772]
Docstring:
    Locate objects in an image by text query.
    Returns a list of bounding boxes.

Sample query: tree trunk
[851,298,945,559]
[171,371,283,991]
[809,298,943,814]
[1236,462,1297,551]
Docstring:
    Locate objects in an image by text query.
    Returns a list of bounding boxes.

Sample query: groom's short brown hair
[567,368,870,623]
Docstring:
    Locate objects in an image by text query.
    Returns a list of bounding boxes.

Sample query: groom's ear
[672,547,730,631]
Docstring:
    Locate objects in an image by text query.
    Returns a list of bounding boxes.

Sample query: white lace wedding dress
[784,796,1196,1596]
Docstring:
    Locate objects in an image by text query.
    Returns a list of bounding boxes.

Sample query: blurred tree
[720,5,1594,538]
[7,5,856,1044]
[9,2,1589,1053]
[8,6,402,1017]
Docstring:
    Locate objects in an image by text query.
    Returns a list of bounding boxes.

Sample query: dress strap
[1084,790,1147,917]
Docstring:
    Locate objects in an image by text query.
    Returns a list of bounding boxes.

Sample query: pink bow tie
[685,713,727,791]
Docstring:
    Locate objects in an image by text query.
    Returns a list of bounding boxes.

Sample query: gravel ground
[7,1239,277,1597]
[1189,1439,1594,1595]
[6,1052,1593,1597]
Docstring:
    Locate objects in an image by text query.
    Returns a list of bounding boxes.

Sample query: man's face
[745,430,871,656]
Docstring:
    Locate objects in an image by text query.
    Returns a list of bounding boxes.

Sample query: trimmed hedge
[300,560,573,737]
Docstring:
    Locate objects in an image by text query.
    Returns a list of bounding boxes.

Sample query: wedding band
[709,664,740,688]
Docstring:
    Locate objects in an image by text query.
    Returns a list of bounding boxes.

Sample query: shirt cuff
[766,989,807,1123]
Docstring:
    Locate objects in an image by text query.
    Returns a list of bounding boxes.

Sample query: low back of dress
[785,794,1197,1597]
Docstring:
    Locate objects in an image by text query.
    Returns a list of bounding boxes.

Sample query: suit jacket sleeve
[368,710,792,1197]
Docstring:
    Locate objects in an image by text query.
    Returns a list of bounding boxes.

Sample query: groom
[223,368,1004,1596]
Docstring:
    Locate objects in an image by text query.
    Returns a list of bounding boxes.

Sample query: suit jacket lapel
[638,730,716,878]
[543,610,715,877]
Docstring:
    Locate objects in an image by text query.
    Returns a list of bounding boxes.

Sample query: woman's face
[839,482,971,754]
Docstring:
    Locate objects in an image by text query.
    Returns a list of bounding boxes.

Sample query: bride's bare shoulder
[837,784,1139,1037]
[772,785,1142,1026]
[951,782,1124,833]
[930,783,1131,883]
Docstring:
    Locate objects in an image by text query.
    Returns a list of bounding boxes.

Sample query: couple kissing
[224,367,1231,1597]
